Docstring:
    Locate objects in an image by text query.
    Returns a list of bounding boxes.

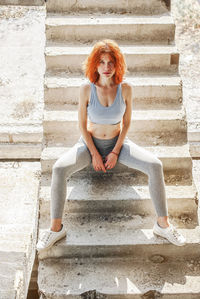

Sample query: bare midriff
[87,120,121,139]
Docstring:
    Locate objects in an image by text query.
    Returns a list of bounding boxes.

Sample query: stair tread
[42,144,190,160]
[45,43,178,55]
[45,73,181,88]
[40,174,196,201]
[39,213,200,246]
[0,123,42,132]
[46,14,174,25]
[38,255,200,297]
[43,108,185,121]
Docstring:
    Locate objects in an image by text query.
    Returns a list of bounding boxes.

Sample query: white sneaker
[36,224,66,252]
[153,221,186,246]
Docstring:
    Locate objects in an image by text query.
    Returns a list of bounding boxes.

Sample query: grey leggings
[50,135,168,219]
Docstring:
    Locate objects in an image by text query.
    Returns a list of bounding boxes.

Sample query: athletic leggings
[50,135,168,219]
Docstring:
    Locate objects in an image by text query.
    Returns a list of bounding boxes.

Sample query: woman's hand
[104,152,118,170]
[92,153,106,173]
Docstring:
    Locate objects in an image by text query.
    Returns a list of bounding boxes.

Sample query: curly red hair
[82,39,127,84]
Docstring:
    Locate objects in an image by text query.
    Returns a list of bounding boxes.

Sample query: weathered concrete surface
[44,74,182,109]
[0,0,45,5]
[37,0,200,298]
[38,256,200,298]
[38,212,200,261]
[0,162,41,298]
[46,0,170,15]
[45,44,179,73]
[43,109,187,147]
[39,174,197,217]
[172,0,200,157]
[46,14,175,44]
[0,5,46,158]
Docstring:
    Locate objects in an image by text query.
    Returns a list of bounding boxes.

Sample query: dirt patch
[11,100,36,119]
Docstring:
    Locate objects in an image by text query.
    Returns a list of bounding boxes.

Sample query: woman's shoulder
[121,81,132,89]
[79,82,92,104]
[80,82,92,91]
[80,82,92,95]
[121,81,133,98]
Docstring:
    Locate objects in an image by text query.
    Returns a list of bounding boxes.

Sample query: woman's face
[97,53,116,79]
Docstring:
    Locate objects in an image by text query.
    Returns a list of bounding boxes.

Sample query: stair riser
[45,84,182,109]
[38,242,200,261]
[43,120,187,144]
[46,53,178,73]
[38,293,200,299]
[46,24,175,43]
[40,198,197,220]
[47,0,170,14]
[41,156,192,179]
[0,144,42,159]
[0,132,42,144]
[0,0,44,4]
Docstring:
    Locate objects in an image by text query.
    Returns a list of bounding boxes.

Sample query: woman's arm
[111,82,133,154]
[104,83,133,170]
[78,84,106,172]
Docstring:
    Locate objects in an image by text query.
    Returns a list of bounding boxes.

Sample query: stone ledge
[0,162,41,298]
[0,0,45,5]
[38,255,200,298]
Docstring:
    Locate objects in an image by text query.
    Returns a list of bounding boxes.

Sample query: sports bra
[87,82,126,125]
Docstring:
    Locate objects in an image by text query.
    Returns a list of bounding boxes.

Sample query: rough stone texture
[37,0,200,297]
[46,0,170,15]
[0,5,46,158]
[0,4,45,299]
[37,212,200,261]
[171,0,200,157]
[38,256,200,298]
[0,0,45,5]
[0,162,41,298]
[0,0,199,298]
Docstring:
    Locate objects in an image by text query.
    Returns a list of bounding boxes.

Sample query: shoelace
[169,225,182,239]
[41,231,52,243]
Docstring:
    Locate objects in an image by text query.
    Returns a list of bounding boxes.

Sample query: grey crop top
[87,82,126,125]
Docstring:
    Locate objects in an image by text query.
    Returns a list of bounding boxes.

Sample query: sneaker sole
[153,230,186,246]
[37,231,67,253]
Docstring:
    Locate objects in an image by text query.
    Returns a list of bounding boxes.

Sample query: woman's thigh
[118,137,162,175]
[53,137,92,176]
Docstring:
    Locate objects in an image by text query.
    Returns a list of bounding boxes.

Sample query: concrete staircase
[37,0,200,297]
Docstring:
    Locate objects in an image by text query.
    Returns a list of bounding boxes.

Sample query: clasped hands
[92,151,118,172]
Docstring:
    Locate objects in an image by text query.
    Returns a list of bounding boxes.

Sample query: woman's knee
[52,162,68,176]
[148,158,163,174]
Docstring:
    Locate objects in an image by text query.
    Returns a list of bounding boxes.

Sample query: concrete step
[39,173,197,217]
[44,74,182,110]
[188,122,200,143]
[189,142,200,158]
[0,162,41,298]
[187,122,200,158]
[0,143,42,159]
[0,124,43,143]
[46,0,170,15]
[43,108,187,146]
[0,261,24,299]
[37,212,199,260]
[38,255,200,298]
[46,14,175,43]
[0,0,44,4]
[45,43,179,73]
[0,124,43,159]
[41,143,192,177]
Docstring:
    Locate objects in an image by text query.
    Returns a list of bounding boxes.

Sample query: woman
[37,39,186,253]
